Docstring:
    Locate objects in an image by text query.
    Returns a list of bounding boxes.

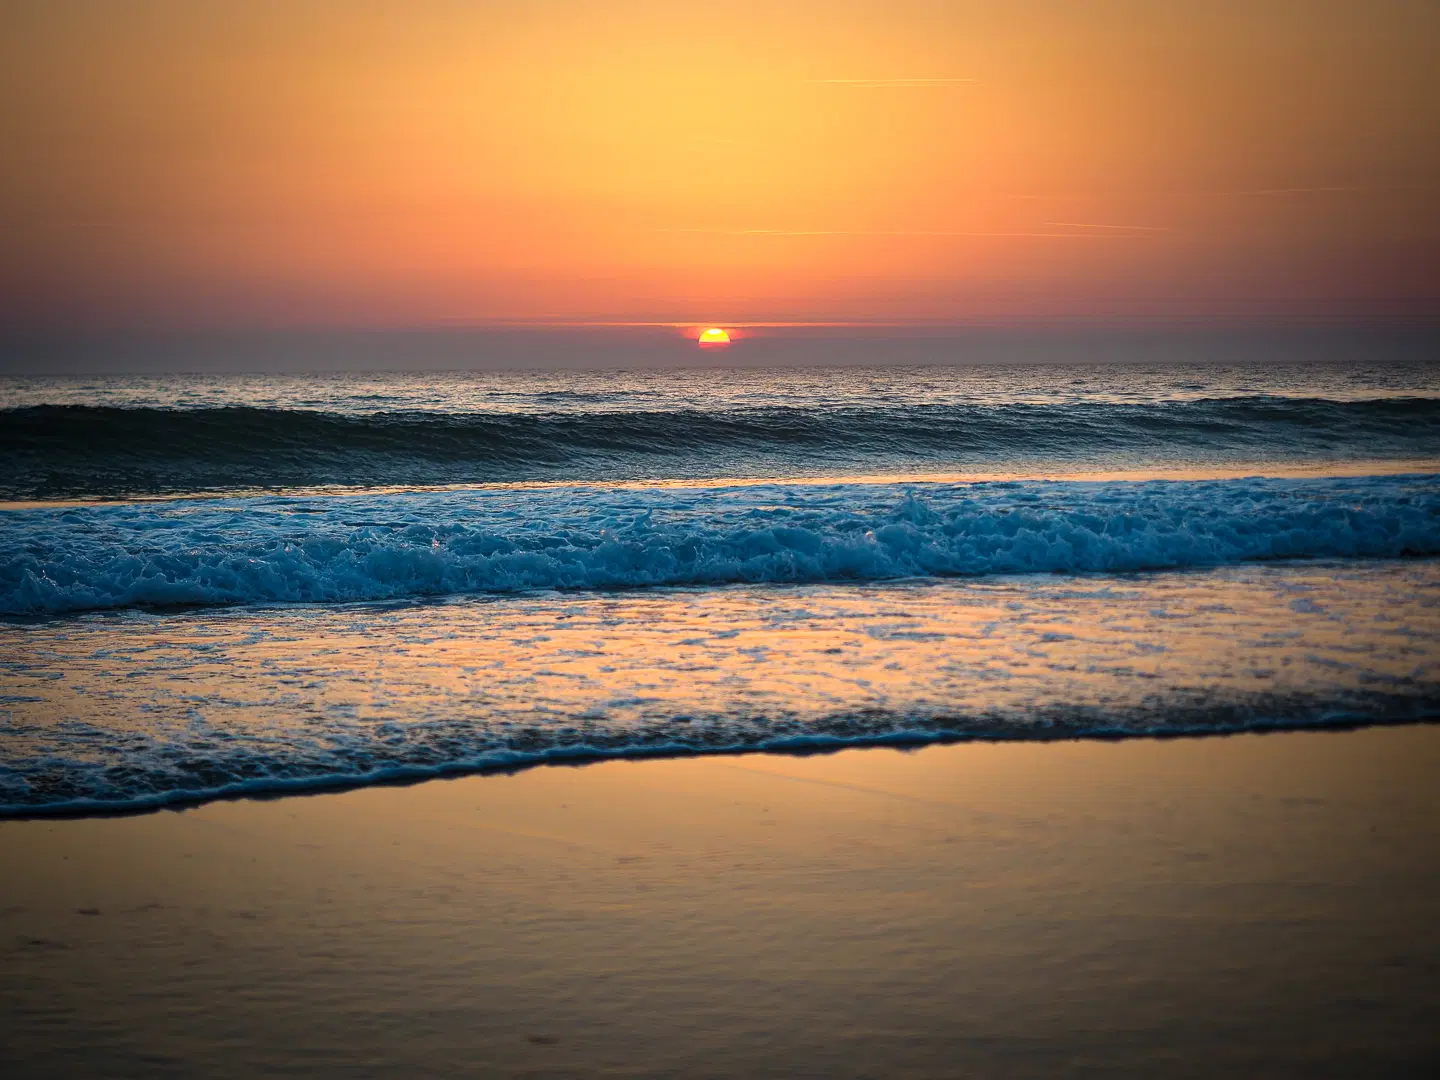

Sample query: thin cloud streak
[652,228,1151,240]
[426,318,967,330]
[1008,186,1431,201]
[1212,183,1434,197]
[1045,222,1173,232]
[1230,185,1364,196]
[805,78,976,86]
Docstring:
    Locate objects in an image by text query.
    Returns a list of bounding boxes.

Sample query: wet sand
[3,725,1438,1078]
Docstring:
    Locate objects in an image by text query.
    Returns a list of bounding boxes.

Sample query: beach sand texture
[3,725,1437,1078]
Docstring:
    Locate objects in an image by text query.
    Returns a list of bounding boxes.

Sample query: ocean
[4,358,1440,815]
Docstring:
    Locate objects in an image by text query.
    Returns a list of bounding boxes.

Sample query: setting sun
[697,327,731,349]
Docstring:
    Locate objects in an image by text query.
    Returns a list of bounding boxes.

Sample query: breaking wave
[4,474,1438,614]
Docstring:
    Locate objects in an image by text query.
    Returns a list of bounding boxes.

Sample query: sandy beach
[4,725,1437,1078]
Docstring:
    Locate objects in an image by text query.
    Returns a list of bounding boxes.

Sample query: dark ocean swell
[4,396,1440,498]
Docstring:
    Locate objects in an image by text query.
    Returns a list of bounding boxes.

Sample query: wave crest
[4,397,1440,498]
[4,475,1438,614]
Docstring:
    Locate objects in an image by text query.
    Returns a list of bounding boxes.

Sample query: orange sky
[2,0,1438,330]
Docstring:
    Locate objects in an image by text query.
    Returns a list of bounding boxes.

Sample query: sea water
[3,358,1439,813]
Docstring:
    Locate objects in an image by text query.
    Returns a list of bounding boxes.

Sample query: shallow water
[4,560,1437,813]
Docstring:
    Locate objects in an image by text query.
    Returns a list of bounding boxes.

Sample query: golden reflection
[4,457,1438,513]
[5,562,1437,759]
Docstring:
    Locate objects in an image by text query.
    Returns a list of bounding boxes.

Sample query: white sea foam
[3,475,1438,614]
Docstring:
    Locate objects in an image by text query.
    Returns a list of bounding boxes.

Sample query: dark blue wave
[3,396,1439,498]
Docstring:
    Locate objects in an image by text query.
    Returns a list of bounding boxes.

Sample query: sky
[2,0,1438,338]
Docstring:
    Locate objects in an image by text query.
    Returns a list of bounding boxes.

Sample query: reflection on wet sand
[2,727,1437,1077]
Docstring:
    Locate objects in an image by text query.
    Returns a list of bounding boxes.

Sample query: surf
[5,474,1439,615]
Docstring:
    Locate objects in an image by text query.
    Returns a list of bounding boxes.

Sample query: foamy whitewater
[5,477,1440,615]
[3,359,1439,813]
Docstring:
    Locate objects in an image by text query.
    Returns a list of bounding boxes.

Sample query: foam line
[4,475,1439,614]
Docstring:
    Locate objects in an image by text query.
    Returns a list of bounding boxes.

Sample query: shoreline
[3,716,1436,822]
[7,558,1437,818]
[4,726,1437,1078]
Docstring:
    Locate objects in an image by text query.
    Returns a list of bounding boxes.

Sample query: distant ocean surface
[3,359,1440,814]
[4,362,1440,498]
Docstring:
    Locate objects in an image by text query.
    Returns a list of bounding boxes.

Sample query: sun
[697,327,731,349]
